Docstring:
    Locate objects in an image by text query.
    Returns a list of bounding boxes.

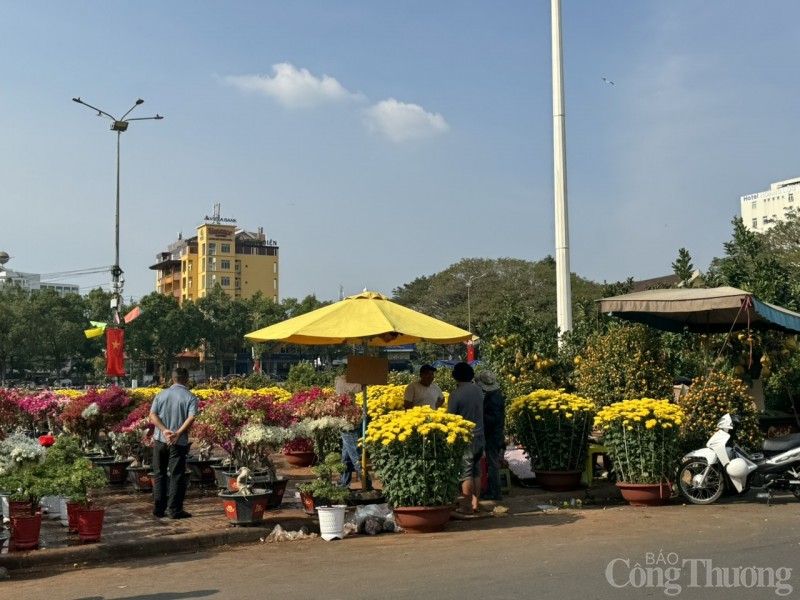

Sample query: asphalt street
[4,494,800,600]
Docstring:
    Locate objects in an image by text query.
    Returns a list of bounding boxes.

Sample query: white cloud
[224,63,364,109]
[364,98,449,143]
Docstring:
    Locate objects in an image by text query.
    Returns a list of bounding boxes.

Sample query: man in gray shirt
[448,362,485,515]
[150,367,198,519]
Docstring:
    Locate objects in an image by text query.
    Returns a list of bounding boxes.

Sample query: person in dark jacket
[476,370,505,501]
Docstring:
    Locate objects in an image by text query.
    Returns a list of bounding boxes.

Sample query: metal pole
[552,0,573,342]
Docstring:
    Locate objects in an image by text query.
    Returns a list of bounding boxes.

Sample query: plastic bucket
[317,505,347,541]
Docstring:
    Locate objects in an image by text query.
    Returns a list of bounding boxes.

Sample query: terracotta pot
[535,469,583,492]
[393,505,454,533]
[616,481,672,507]
[127,466,153,492]
[283,451,316,468]
[187,459,217,485]
[77,506,105,542]
[8,500,34,518]
[218,489,271,526]
[11,512,42,550]
[252,476,288,509]
[100,459,132,484]
[66,501,82,533]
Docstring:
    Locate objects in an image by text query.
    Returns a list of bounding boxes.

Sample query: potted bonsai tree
[297,452,350,516]
[47,435,109,539]
[297,452,351,541]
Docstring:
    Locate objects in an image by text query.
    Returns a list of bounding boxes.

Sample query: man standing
[150,367,198,519]
[404,365,445,409]
[448,362,485,515]
[335,372,372,490]
[476,370,505,501]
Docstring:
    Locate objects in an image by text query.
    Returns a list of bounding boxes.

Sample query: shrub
[574,323,672,407]
[679,371,763,452]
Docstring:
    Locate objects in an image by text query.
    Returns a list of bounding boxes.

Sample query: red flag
[106,328,126,376]
[124,306,142,324]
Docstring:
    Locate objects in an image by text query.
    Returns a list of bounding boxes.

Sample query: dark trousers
[153,440,189,516]
[485,440,505,499]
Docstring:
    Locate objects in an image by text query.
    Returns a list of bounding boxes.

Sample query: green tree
[671,248,695,286]
[198,286,253,376]
[125,293,204,379]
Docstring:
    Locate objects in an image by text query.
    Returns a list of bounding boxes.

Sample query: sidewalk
[0,461,624,575]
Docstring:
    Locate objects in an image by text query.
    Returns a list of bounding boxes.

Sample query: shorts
[461,443,485,481]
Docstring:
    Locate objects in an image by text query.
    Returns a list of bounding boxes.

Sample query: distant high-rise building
[0,252,80,296]
[741,177,800,232]
[150,206,279,303]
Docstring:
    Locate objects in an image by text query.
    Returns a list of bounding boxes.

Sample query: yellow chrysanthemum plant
[365,406,473,507]
[506,390,596,472]
[594,398,686,485]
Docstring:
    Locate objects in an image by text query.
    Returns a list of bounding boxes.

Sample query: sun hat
[475,370,500,392]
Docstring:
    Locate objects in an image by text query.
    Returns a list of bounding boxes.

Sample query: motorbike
[678,413,800,505]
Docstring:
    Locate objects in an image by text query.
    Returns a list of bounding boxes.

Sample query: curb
[0,516,311,572]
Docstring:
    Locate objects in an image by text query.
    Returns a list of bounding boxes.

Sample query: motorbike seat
[763,432,800,453]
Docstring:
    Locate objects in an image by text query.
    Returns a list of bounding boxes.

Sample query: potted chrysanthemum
[506,389,596,491]
[594,398,686,506]
[365,406,473,533]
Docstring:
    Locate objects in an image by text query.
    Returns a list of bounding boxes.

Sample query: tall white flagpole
[552,0,573,342]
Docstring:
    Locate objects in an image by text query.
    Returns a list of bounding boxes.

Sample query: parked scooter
[678,413,800,505]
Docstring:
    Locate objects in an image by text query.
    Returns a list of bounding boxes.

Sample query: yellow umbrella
[244,290,473,489]
[245,290,472,345]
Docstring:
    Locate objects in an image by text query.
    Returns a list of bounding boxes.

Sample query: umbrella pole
[361,386,369,490]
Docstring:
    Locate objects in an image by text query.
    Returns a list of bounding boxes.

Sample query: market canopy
[245,290,473,346]
[597,286,800,334]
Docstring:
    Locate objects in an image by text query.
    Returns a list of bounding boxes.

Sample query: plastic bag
[350,503,398,535]
[262,523,318,543]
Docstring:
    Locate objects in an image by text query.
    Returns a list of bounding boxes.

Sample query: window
[790,193,794,203]
[208,257,216,271]
[763,216,768,226]
[201,275,206,289]
[221,276,231,287]
[221,259,231,270]
[201,243,205,256]
[752,219,758,229]
[208,243,216,255]
[221,243,231,253]
[273,262,277,273]
[235,277,241,289]
[235,260,241,272]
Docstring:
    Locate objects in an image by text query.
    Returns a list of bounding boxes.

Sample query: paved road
[4,495,800,600]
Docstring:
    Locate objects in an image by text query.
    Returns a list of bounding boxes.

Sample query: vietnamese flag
[106,328,126,376]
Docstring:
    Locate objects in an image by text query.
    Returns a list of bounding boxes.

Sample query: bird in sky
[601,77,615,85]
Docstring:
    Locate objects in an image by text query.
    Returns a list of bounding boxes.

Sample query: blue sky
[2,1,799,303]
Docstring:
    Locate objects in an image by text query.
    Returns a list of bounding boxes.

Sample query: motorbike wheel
[678,459,724,505]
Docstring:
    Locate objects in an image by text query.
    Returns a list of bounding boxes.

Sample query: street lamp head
[135,98,144,105]
[111,121,129,132]
[72,97,81,103]
[154,114,163,120]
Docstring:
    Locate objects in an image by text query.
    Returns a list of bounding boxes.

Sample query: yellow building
[150,211,279,303]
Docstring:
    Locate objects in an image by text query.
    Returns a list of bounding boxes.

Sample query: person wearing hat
[403,365,445,409]
[476,370,505,501]
[448,361,485,515]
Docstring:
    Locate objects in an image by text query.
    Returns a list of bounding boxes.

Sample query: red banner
[106,328,126,376]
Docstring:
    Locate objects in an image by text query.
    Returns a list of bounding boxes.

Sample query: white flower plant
[231,423,289,485]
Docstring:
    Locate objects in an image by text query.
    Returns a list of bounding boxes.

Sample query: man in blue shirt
[150,367,198,519]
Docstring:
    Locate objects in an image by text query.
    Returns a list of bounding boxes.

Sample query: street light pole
[72,97,163,323]
[455,272,486,332]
